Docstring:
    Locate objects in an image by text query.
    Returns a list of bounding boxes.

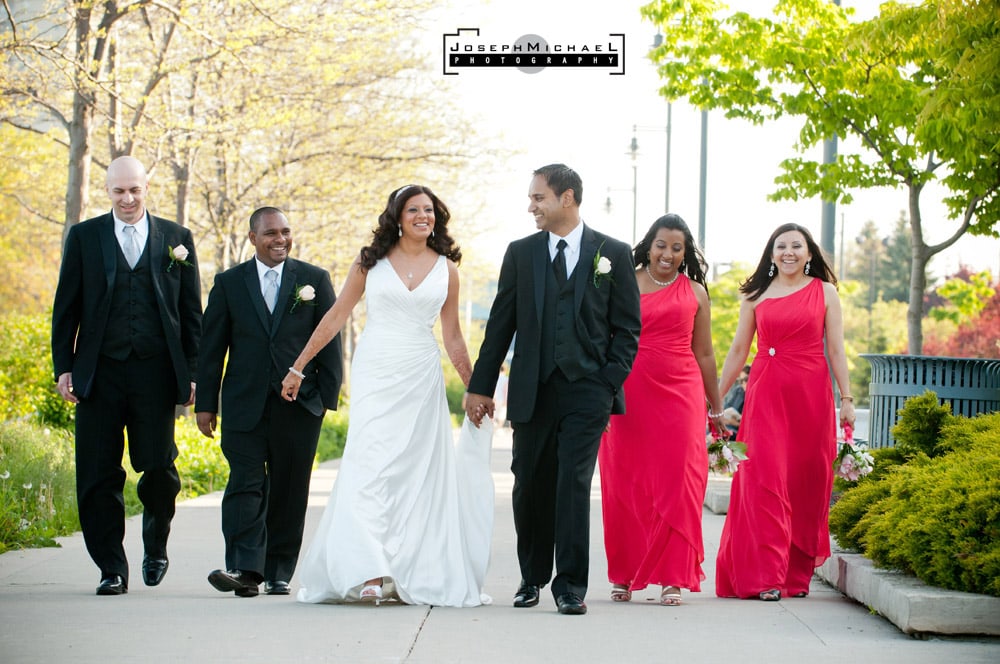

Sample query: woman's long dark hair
[633,213,709,293]
[359,184,461,269]
[740,222,837,301]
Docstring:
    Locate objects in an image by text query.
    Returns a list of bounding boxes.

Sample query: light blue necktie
[123,225,141,269]
[263,269,279,313]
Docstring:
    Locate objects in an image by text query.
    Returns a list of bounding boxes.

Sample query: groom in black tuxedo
[466,164,641,614]
[52,156,202,595]
[196,207,342,597]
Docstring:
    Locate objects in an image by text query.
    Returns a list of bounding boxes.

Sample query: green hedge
[829,391,1000,596]
[0,313,75,428]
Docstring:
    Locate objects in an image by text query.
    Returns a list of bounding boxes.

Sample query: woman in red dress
[599,214,725,606]
[715,223,855,601]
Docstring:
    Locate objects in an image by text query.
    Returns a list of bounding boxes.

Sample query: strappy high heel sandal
[759,589,781,601]
[610,584,632,602]
[360,578,384,605]
[660,586,682,606]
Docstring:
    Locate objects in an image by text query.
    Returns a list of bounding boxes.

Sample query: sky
[425,0,1000,281]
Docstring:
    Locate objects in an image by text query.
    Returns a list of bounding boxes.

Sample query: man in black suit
[52,156,202,595]
[196,207,342,598]
[465,164,641,614]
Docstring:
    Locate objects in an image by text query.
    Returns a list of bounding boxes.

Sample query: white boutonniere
[592,242,613,288]
[290,284,316,313]
[167,244,192,271]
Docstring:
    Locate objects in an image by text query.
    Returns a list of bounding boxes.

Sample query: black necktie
[553,239,567,285]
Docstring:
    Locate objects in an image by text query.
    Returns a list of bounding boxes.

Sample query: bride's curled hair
[359,184,462,269]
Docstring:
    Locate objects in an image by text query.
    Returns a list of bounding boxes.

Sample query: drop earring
[768,262,775,278]
[680,260,686,271]
[805,260,811,275]
[398,225,403,238]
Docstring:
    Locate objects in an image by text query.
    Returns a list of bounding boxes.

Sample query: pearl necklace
[646,265,679,288]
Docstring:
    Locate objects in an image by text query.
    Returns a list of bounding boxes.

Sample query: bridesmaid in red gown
[715,223,855,601]
[599,214,726,606]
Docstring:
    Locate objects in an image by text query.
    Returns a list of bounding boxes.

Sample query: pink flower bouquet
[834,425,874,481]
[707,437,748,475]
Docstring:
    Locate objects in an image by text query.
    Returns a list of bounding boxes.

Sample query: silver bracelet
[708,410,724,418]
[288,366,305,380]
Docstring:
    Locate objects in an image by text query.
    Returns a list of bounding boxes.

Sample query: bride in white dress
[280,184,494,607]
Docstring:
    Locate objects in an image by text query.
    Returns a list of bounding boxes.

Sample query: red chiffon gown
[715,278,837,598]
[599,275,707,592]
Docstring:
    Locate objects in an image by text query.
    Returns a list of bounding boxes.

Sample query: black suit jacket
[51,212,202,403]
[195,258,343,431]
[469,225,641,421]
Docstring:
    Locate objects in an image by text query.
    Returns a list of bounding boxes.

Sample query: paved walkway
[1,426,997,663]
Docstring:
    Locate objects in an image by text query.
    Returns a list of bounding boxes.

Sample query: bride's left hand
[281,373,301,401]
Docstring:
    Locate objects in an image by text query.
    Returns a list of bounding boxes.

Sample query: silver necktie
[263,269,279,313]
[123,225,141,269]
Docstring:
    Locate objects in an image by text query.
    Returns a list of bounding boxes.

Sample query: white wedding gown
[296,255,494,607]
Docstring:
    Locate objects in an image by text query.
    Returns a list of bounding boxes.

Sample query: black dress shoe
[264,580,290,595]
[513,582,540,608]
[208,569,259,597]
[556,593,587,615]
[96,575,128,596]
[142,556,169,586]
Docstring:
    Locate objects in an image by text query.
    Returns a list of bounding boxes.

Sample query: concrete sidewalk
[1,426,997,663]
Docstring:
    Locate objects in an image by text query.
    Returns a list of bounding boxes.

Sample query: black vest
[539,258,594,382]
[100,238,168,360]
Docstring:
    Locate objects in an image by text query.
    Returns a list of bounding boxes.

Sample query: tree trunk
[63,5,96,246]
[906,182,927,354]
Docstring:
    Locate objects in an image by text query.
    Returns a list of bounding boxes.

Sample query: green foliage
[316,410,349,463]
[891,390,955,458]
[0,422,79,553]
[829,472,894,552]
[830,410,1000,596]
[172,416,229,497]
[0,415,235,551]
[928,270,996,324]
[861,435,1000,597]
[0,313,74,429]
[708,262,754,372]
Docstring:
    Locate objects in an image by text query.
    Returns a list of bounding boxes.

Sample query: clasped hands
[464,392,494,428]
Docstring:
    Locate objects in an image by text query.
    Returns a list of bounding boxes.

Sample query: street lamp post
[629,126,639,246]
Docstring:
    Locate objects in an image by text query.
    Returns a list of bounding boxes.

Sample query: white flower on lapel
[290,284,317,313]
[167,244,192,271]
[592,242,614,288]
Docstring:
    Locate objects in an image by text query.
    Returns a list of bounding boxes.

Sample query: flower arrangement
[592,241,613,288]
[834,425,874,481]
[707,436,748,474]
[167,244,192,271]
[290,284,316,313]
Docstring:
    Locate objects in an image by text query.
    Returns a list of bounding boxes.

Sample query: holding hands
[464,392,495,428]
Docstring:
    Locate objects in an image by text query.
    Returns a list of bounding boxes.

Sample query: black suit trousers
[220,392,322,583]
[510,369,614,599]
[74,352,181,582]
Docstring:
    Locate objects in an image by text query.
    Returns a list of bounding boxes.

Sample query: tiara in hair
[392,184,421,202]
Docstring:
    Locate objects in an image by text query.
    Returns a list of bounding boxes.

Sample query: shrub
[0,421,79,552]
[829,408,1000,597]
[890,390,954,458]
[861,434,1000,596]
[0,313,75,429]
